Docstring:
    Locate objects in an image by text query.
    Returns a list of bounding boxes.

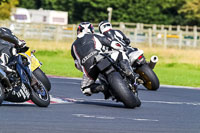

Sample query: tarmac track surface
[0,77,200,133]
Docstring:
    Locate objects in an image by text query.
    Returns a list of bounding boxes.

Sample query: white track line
[72,113,159,122]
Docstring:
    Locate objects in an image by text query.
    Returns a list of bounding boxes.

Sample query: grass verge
[35,50,82,77]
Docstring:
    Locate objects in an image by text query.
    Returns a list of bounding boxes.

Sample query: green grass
[35,50,200,87]
[154,63,200,87]
[35,50,82,77]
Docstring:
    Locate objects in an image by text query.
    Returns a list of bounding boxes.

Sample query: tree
[18,0,41,9]
[0,0,18,20]
[120,0,185,25]
[72,0,128,23]
[16,0,197,26]
[179,0,200,25]
[71,0,186,24]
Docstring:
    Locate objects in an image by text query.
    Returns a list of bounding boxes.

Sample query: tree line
[1,0,200,26]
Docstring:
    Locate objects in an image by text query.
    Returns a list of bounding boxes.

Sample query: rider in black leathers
[0,27,26,72]
[99,20,130,47]
[98,20,139,68]
[71,22,138,97]
[71,22,112,96]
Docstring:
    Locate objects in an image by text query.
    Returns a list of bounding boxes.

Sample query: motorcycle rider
[99,20,130,46]
[71,22,138,97]
[0,27,26,73]
[98,20,138,66]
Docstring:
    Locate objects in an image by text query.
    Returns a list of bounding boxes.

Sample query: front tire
[107,72,138,108]
[30,77,50,107]
[33,68,51,91]
[135,64,160,91]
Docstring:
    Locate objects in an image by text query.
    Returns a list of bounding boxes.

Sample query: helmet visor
[104,24,111,28]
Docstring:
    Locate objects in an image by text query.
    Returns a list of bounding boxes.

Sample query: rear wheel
[135,64,160,91]
[107,72,138,108]
[0,83,4,105]
[33,68,51,91]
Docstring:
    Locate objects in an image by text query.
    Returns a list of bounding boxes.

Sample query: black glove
[17,40,26,48]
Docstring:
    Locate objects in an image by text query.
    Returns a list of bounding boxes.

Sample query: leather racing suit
[102,29,139,66]
[0,27,25,72]
[71,32,112,95]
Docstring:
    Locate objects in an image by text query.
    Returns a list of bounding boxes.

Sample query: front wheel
[33,68,51,91]
[0,83,4,105]
[135,64,160,91]
[107,72,139,108]
[30,76,50,107]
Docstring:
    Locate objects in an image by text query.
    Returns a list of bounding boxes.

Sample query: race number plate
[30,56,41,71]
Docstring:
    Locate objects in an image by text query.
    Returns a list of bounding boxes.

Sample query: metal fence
[1,21,200,48]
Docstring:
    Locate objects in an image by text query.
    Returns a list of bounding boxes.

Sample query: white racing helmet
[98,20,112,34]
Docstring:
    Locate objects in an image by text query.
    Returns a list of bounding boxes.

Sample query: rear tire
[33,68,51,91]
[107,72,138,108]
[136,64,160,91]
[0,83,4,105]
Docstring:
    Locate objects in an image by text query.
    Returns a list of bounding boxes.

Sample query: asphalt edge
[47,75,200,90]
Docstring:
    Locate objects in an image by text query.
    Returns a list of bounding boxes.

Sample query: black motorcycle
[0,51,50,107]
[96,51,141,108]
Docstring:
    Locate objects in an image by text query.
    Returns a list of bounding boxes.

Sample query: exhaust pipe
[148,56,158,69]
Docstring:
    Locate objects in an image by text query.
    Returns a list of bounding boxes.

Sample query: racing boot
[81,83,105,96]
[90,83,105,93]
[119,59,141,84]
[119,59,133,76]
[82,83,111,99]
[92,83,111,99]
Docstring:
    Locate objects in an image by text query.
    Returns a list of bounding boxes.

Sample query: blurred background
[0,0,199,87]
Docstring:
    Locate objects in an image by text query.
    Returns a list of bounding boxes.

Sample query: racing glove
[17,40,26,48]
